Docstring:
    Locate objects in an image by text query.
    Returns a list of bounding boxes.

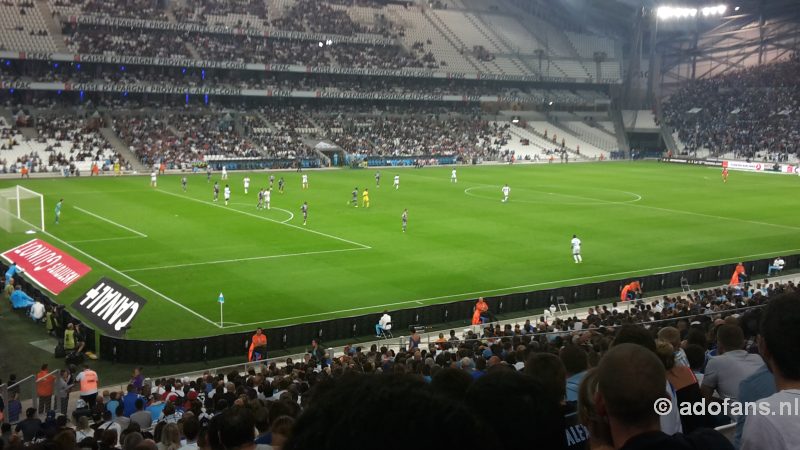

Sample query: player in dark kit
[181,176,187,191]
[301,202,308,225]
[206,166,212,183]
[269,174,275,189]
[351,187,359,207]
[213,181,220,202]
[278,177,285,194]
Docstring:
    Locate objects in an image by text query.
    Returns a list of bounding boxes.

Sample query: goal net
[0,186,46,233]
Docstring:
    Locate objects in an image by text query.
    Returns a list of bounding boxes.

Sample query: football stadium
[1,0,799,448]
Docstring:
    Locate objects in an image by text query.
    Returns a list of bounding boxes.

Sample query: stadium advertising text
[73,15,394,46]
[0,51,617,86]
[724,160,799,174]
[1,239,92,295]
[72,277,147,337]
[4,79,538,103]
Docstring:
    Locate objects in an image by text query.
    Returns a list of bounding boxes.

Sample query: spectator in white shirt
[767,257,785,277]
[741,292,800,450]
[376,310,391,337]
[701,324,765,404]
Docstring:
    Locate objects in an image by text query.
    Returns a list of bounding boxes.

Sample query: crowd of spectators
[663,55,800,161]
[54,0,402,39]
[3,275,798,450]
[63,27,192,59]
[59,24,435,69]
[321,113,501,158]
[0,109,125,174]
[113,114,237,169]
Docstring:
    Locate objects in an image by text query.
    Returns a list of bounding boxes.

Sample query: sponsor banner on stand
[723,160,799,173]
[72,277,147,337]
[1,239,91,294]
[660,158,723,167]
[0,51,619,85]
[71,15,395,46]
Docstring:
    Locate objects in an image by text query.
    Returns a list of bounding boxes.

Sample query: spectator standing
[76,364,99,409]
[130,367,144,392]
[36,364,55,415]
[64,323,76,353]
[741,293,800,450]
[122,385,141,417]
[54,369,72,417]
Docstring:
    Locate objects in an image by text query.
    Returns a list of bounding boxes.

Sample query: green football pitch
[2,162,799,340]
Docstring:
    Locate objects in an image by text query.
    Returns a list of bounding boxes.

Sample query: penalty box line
[73,206,148,237]
[18,218,223,328]
[219,247,800,329]
[155,189,371,249]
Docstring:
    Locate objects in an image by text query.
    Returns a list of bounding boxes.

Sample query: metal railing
[0,369,61,423]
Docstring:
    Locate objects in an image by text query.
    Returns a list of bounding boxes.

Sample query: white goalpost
[0,185,46,232]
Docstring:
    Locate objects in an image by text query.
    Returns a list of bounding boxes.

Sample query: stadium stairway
[34,0,68,53]
[611,108,630,153]
[99,127,148,173]
[422,9,483,73]
[184,42,201,60]
[19,127,38,140]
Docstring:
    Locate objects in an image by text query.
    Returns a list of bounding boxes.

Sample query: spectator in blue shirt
[121,385,141,417]
[10,285,34,310]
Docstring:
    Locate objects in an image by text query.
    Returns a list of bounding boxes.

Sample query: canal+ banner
[2,239,91,294]
[72,278,146,337]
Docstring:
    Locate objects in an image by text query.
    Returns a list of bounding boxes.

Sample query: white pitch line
[17,218,222,328]
[121,247,369,272]
[74,206,148,237]
[228,203,294,223]
[70,236,146,244]
[155,189,370,249]
[220,247,800,329]
[528,186,800,232]
[465,184,800,233]
[464,185,642,205]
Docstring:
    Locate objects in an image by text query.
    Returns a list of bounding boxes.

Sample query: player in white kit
[501,184,510,202]
[221,166,228,180]
[150,171,157,188]
[244,176,250,194]
[571,234,582,263]
[302,174,308,189]
[393,175,400,190]
[451,169,457,183]
[264,188,271,210]
[224,184,231,206]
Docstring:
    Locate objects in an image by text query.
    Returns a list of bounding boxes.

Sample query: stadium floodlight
[701,5,726,16]
[657,4,727,20]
